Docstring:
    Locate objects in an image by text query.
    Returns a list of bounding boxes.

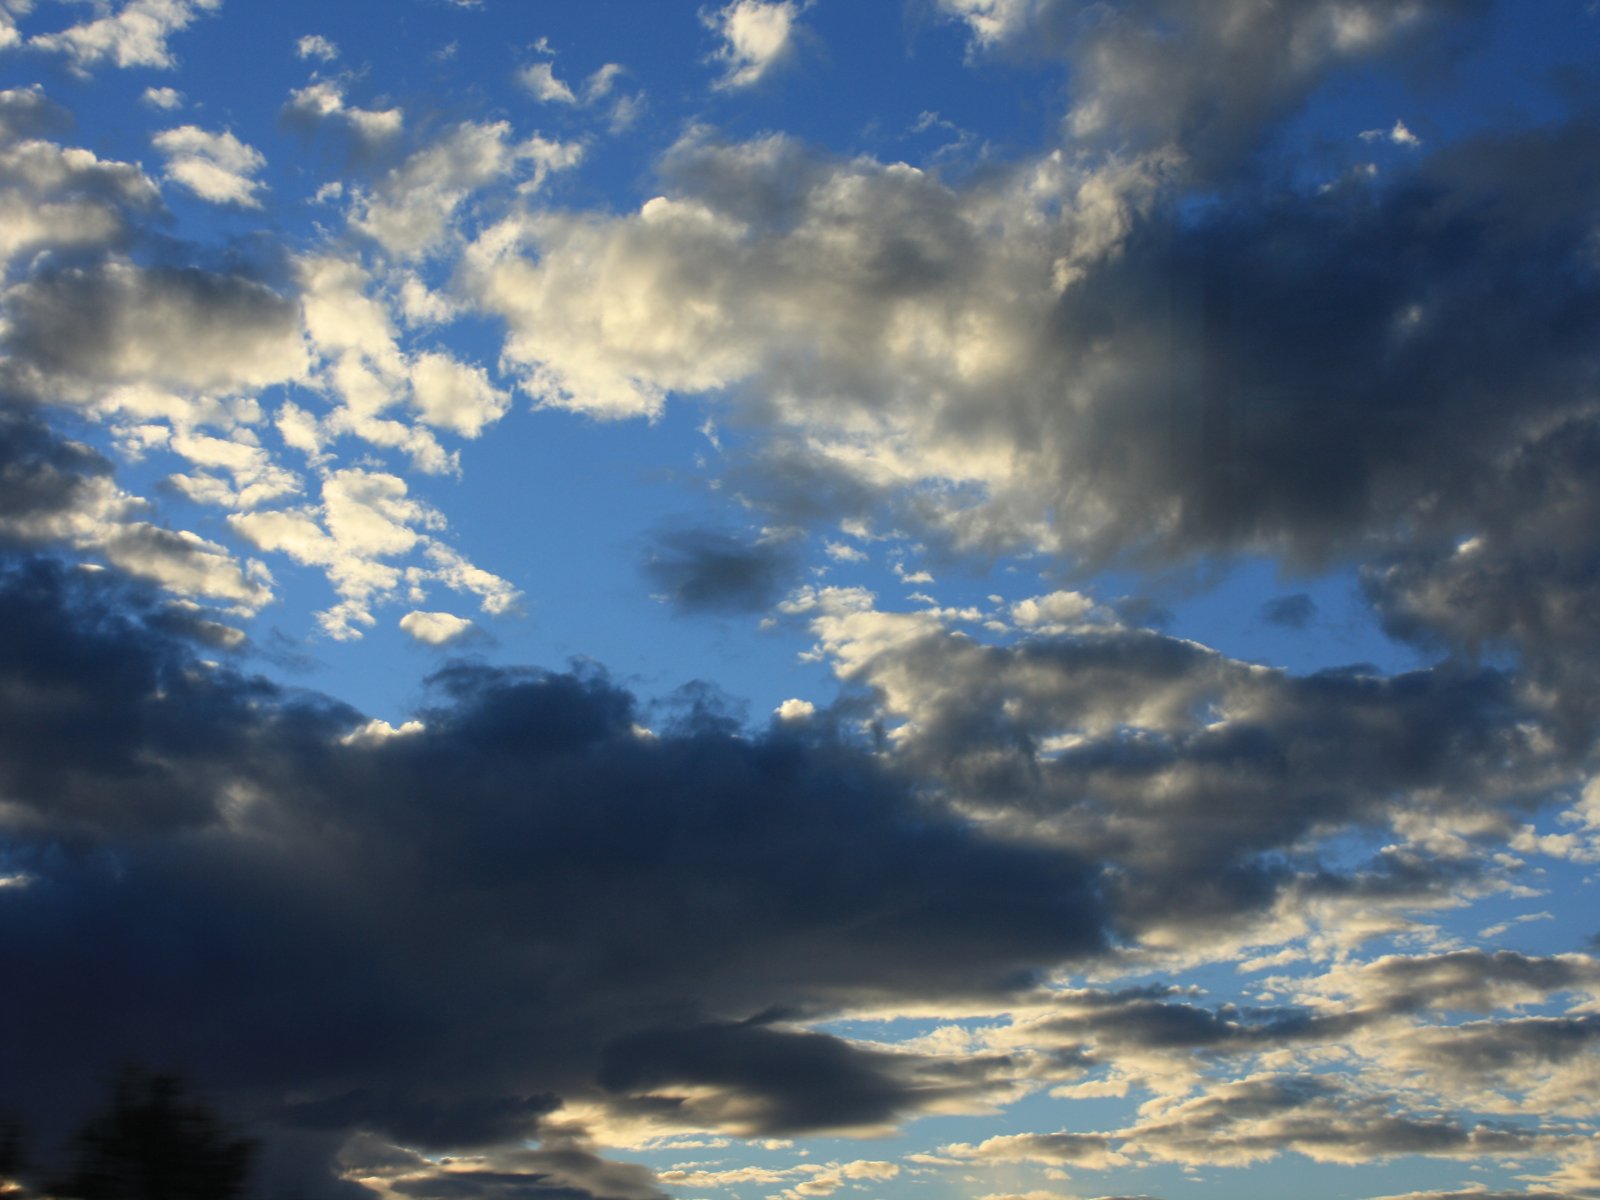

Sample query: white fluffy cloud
[30,0,220,72]
[140,85,183,109]
[152,125,267,207]
[408,351,509,437]
[519,60,575,104]
[705,0,803,90]
[284,80,403,148]
[350,120,581,258]
[0,107,161,271]
[399,609,474,645]
[230,468,517,639]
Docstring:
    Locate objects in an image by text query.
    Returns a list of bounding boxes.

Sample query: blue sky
[2,3,1600,1200]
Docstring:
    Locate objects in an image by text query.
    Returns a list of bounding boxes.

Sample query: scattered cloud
[152,125,267,207]
[283,79,404,151]
[643,526,803,614]
[1362,119,1424,147]
[29,0,221,72]
[297,32,338,61]
[140,85,184,109]
[1261,593,1317,629]
[399,609,475,645]
[705,0,803,90]
[518,60,575,104]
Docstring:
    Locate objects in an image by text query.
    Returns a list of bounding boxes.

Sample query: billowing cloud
[466,97,1600,603]
[1,258,309,410]
[778,587,1578,955]
[0,556,1104,1177]
[408,351,508,437]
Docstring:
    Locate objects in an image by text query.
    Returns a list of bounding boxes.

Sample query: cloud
[140,85,184,110]
[1120,1074,1560,1168]
[519,61,576,105]
[152,125,267,207]
[658,1157,896,1198]
[0,555,1105,1173]
[516,57,633,122]
[0,396,276,611]
[1260,593,1316,629]
[408,351,509,436]
[283,80,403,152]
[937,0,1478,176]
[0,103,161,271]
[778,588,1578,953]
[3,8,1598,1198]
[29,0,221,72]
[465,106,1600,585]
[0,259,310,413]
[0,84,69,143]
[705,0,803,90]
[350,121,581,258]
[400,609,475,645]
[642,526,803,614]
[297,33,339,61]
[230,468,515,639]
[948,1073,1574,1173]
[1362,119,1424,148]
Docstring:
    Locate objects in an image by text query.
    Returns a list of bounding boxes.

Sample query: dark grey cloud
[1365,412,1600,739]
[1119,1074,1555,1167]
[0,402,114,542]
[0,552,1104,1187]
[598,1018,1013,1135]
[1035,115,1600,571]
[0,555,334,834]
[641,526,802,614]
[358,1140,664,1200]
[1405,1015,1600,1075]
[536,102,1600,598]
[1028,989,1355,1055]
[946,0,1488,177]
[810,609,1570,943]
[1260,593,1316,629]
[0,85,72,143]
[0,260,306,405]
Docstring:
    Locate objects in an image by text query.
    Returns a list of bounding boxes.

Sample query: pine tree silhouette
[51,1070,253,1200]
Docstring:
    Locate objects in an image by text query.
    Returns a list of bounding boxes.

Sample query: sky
[0,2,1599,1199]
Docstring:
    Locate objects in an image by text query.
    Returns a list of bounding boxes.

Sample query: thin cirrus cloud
[0,2,1596,1200]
